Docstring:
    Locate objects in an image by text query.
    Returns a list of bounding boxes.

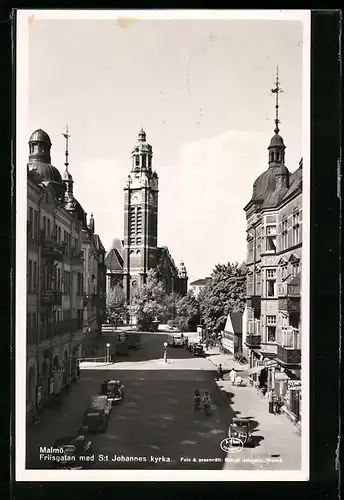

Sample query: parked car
[193,344,205,357]
[82,408,107,433]
[228,418,252,447]
[167,333,184,347]
[101,380,124,404]
[187,340,197,352]
[89,395,112,417]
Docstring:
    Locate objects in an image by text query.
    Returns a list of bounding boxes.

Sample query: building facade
[107,129,188,308]
[243,75,302,424]
[221,311,243,356]
[81,215,107,356]
[26,129,106,420]
[189,277,212,299]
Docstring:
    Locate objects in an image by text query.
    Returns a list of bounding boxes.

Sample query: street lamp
[106,343,110,363]
[163,341,168,363]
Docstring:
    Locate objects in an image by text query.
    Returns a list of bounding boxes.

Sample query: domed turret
[27,129,64,199]
[250,68,289,204]
[29,129,52,145]
[131,128,153,171]
[179,261,187,279]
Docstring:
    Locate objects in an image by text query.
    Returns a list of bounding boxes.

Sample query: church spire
[271,66,283,134]
[268,67,286,168]
[61,125,75,204]
[62,125,71,172]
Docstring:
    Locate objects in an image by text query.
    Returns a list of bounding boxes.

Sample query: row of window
[27,262,84,296]
[130,237,142,245]
[129,207,142,237]
[134,154,152,169]
[28,207,79,256]
[247,263,300,298]
[247,320,297,345]
[27,309,84,344]
[247,212,301,261]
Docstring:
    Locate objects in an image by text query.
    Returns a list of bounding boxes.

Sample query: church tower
[123,129,159,303]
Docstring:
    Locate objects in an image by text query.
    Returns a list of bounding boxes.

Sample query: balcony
[246,295,261,311]
[71,246,84,263]
[41,289,62,306]
[278,282,301,312]
[277,344,301,366]
[245,334,262,348]
[41,230,66,261]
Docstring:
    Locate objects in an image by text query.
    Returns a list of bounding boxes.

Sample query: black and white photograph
[16,10,310,481]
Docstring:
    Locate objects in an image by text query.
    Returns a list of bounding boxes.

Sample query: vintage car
[90,395,112,417]
[193,344,205,356]
[101,379,124,404]
[228,418,252,446]
[83,407,107,433]
[187,340,197,352]
[51,434,92,469]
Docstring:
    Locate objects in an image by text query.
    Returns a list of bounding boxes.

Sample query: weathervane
[62,125,71,170]
[271,67,284,134]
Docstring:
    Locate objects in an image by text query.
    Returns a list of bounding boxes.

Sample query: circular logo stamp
[220,437,244,454]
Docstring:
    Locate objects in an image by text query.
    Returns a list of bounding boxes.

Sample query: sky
[27,15,304,283]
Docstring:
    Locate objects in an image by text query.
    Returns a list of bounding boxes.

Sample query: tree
[176,291,200,331]
[165,292,181,327]
[106,285,127,329]
[198,261,246,332]
[130,269,168,331]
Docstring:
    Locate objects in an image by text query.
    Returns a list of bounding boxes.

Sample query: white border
[16,9,311,482]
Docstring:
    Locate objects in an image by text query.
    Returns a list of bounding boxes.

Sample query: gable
[230,312,243,335]
[278,257,288,266]
[288,253,300,264]
[105,248,123,271]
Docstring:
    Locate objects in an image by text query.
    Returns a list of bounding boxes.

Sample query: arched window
[135,155,140,166]
[142,155,146,169]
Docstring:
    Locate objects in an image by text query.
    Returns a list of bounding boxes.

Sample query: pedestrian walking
[229,368,237,385]
[268,389,275,414]
[217,364,224,381]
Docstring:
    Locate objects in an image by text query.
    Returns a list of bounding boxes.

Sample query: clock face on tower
[131,192,141,204]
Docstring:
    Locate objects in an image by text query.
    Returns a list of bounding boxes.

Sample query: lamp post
[106,343,111,363]
[163,341,168,363]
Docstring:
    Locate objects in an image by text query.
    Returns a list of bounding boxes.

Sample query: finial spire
[271,67,284,134]
[62,125,71,171]
[138,127,146,142]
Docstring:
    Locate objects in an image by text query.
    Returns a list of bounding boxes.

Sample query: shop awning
[275,372,289,381]
[248,366,265,375]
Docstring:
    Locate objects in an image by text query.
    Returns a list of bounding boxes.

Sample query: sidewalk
[215,380,301,470]
[205,347,249,373]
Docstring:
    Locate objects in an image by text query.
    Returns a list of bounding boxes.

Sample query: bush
[167,320,176,328]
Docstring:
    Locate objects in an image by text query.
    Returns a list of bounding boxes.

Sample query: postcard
[16,9,310,481]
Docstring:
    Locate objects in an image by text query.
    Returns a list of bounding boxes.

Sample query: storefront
[284,379,301,423]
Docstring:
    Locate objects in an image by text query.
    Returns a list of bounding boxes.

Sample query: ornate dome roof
[29,129,52,144]
[131,128,153,155]
[28,161,62,184]
[269,133,285,148]
[252,166,280,202]
[262,187,288,207]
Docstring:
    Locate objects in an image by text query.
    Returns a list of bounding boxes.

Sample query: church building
[106,129,188,303]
